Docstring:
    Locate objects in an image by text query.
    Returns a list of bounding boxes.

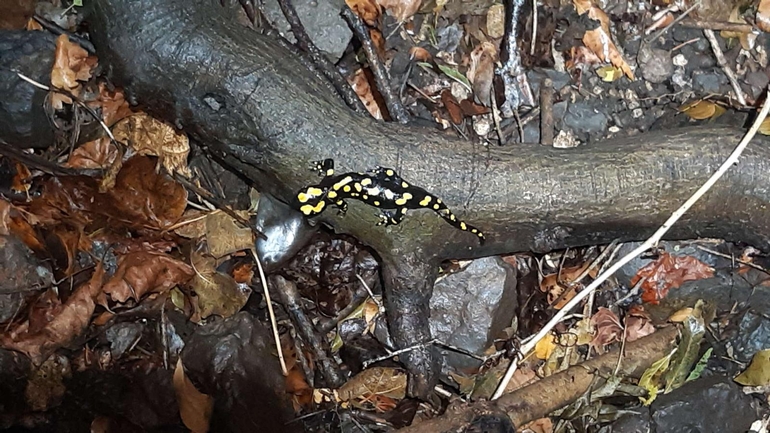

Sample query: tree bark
[79,0,770,396]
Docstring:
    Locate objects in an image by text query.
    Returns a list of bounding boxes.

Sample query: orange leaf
[631,253,714,304]
[376,0,421,22]
[174,359,213,433]
[346,0,381,26]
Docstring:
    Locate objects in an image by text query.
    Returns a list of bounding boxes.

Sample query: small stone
[486,4,505,39]
[673,53,688,67]
[637,44,674,84]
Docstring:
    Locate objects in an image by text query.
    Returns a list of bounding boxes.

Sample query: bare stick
[539,78,554,145]
[251,248,288,376]
[704,29,748,106]
[492,89,770,400]
[681,18,754,33]
[529,0,538,56]
[645,0,701,42]
[342,7,410,124]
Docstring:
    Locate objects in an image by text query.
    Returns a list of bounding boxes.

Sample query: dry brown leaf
[679,100,726,120]
[521,417,554,433]
[338,367,407,402]
[376,0,421,22]
[102,252,193,304]
[409,46,431,61]
[346,0,381,26]
[112,113,191,177]
[441,89,464,124]
[188,252,250,319]
[631,252,714,304]
[1,266,105,365]
[347,68,383,119]
[573,0,633,79]
[206,210,254,258]
[486,4,505,39]
[174,358,213,433]
[539,264,594,309]
[589,307,623,353]
[50,35,97,109]
[467,42,498,107]
[64,137,119,170]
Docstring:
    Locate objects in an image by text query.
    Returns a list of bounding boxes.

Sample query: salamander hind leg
[375,208,407,226]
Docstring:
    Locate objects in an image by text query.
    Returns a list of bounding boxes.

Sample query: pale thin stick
[530,0,537,56]
[703,29,748,106]
[645,0,701,42]
[251,248,288,375]
[492,90,770,400]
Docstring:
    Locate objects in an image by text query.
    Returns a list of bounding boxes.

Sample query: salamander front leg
[309,159,335,177]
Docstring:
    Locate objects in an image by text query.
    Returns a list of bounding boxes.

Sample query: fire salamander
[295,159,485,244]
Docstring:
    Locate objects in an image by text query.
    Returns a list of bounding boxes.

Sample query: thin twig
[529,0,537,56]
[681,18,754,33]
[696,245,770,274]
[355,273,384,314]
[492,88,770,400]
[251,249,288,376]
[342,7,410,124]
[645,0,701,42]
[703,29,748,106]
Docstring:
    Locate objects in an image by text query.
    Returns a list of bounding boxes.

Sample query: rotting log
[67,0,770,397]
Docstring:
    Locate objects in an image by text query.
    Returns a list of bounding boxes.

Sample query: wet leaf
[679,100,726,120]
[408,46,431,61]
[534,332,557,360]
[624,304,655,342]
[759,117,770,135]
[174,358,213,433]
[638,349,674,406]
[188,252,250,319]
[668,307,694,322]
[441,89,464,124]
[596,65,623,82]
[686,347,712,382]
[735,348,770,386]
[64,137,119,170]
[664,300,705,394]
[1,266,105,365]
[437,64,472,90]
[631,253,714,304]
[96,83,133,126]
[102,252,193,304]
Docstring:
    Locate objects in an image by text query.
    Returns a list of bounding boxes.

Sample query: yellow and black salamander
[294,159,485,244]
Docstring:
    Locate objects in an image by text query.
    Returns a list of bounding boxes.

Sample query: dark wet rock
[430,257,517,369]
[0,234,52,295]
[650,375,760,432]
[693,69,728,94]
[260,0,351,61]
[103,322,144,360]
[436,23,463,53]
[526,68,572,96]
[181,312,301,433]
[563,101,609,139]
[729,310,770,363]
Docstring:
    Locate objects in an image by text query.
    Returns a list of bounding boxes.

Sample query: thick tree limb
[76,0,770,396]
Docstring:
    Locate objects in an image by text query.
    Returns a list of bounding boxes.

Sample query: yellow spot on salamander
[471,228,478,233]
[354,183,362,192]
[401,181,409,188]
[400,208,407,214]
[333,176,353,191]
[433,204,440,210]
[419,196,432,206]
[373,201,380,206]
[326,169,334,176]
[327,191,338,199]
[363,194,369,200]
[436,198,442,204]
[343,185,351,193]
[300,201,326,215]
[460,222,467,230]
[361,178,373,186]
[297,192,310,203]
[385,169,394,176]
[449,214,456,221]
[403,192,413,200]
[307,187,323,196]
[395,198,407,205]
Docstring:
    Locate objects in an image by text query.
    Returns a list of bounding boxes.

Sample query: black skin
[294,159,485,244]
